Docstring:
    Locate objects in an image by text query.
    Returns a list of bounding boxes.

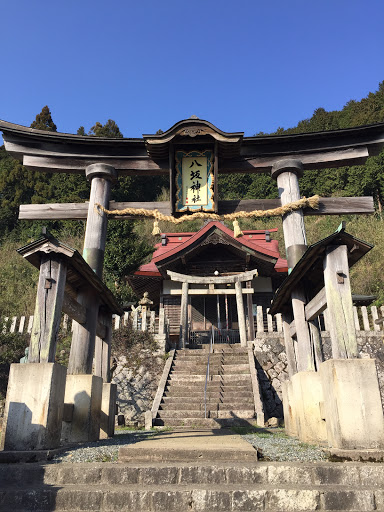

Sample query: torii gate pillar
[272,160,317,373]
[83,163,118,277]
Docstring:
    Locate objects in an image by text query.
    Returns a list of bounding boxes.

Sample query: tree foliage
[89,119,123,138]
[30,105,57,132]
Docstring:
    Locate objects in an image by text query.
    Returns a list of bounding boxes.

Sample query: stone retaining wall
[254,331,384,420]
[112,347,164,427]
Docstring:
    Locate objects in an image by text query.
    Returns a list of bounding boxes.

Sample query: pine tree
[89,119,123,138]
[30,106,57,131]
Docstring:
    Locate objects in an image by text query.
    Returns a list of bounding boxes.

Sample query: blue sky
[0,0,383,139]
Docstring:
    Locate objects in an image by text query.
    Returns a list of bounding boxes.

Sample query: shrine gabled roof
[134,221,287,278]
[269,225,373,315]
[143,117,244,159]
[1,118,384,174]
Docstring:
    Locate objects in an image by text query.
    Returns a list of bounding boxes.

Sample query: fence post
[150,311,155,332]
[256,306,264,333]
[371,306,380,331]
[10,317,17,333]
[267,308,273,333]
[361,306,371,331]
[62,314,69,331]
[18,316,26,334]
[27,316,34,334]
[276,313,283,332]
[353,306,360,331]
[159,307,165,334]
[133,309,138,330]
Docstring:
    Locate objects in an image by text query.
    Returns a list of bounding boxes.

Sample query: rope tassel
[233,219,243,238]
[152,220,161,236]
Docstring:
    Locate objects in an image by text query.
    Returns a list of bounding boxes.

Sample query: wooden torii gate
[0,117,383,373]
[167,269,259,348]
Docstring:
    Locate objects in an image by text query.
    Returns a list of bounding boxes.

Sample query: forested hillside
[1,82,384,316]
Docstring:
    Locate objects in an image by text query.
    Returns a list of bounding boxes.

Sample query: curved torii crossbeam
[167,269,259,347]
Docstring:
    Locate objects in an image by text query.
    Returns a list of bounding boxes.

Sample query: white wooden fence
[1,308,166,336]
[1,305,383,336]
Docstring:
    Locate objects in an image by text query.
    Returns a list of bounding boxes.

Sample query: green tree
[30,105,57,131]
[89,119,123,138]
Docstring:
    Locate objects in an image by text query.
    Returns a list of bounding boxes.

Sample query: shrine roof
[134,221,287,277]
[269,224,373,315]
[1,117,384,174]
[17,231,123,316]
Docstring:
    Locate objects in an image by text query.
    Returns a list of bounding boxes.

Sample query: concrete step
[168,374,252,382]
[161,398,254,407]
[153,417,255,427]
[2,461,384,487]
[175,355,248,362]
[164,388,253,397]
[2,461,383,511]
[157,409,255,419]
[171,367,249,374]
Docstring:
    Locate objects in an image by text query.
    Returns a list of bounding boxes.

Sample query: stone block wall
[112,348,164,427]
[253,332,384,420]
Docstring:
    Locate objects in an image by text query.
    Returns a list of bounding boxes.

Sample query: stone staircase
[153,345,256,428]
[1,461,384,511]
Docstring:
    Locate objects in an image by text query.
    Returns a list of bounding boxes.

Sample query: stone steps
[164,388,253,397]
[160,400,254,409]
[153,417,256,427]
[168,374,252,382]
[156,409,255,419]
[156,347,256,428]
[1,461,384,511]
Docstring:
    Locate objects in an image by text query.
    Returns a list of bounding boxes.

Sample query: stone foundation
[254,331,384,420]
[1,362,66,451]
[100,383,117,439]
[320,358,384,450]
[61,374,103,443]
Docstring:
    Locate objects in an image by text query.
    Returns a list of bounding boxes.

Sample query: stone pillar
[235,281,247,347]
[291,371,327,445]
[100,382,117,439]
[61,374,103,443]
[246,281,255,341]
[1,363,66,451]
[179,282,189,349]
[319,359,384,450]
[68,164,117,376]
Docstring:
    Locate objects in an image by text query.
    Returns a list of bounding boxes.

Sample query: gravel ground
[52,430,156,463]
[51,427,328,464]
[241,428,328,462]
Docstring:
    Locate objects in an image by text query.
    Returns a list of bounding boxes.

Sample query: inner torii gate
[0,117,383,376]
[167,269,259,348]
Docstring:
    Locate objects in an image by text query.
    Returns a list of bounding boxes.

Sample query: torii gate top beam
[167,269,259,284]
[1,118,384,175]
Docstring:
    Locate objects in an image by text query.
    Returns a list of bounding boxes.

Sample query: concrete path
[119,429,258,462]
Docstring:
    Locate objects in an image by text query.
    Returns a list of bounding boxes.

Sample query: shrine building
[128,220,287,343]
